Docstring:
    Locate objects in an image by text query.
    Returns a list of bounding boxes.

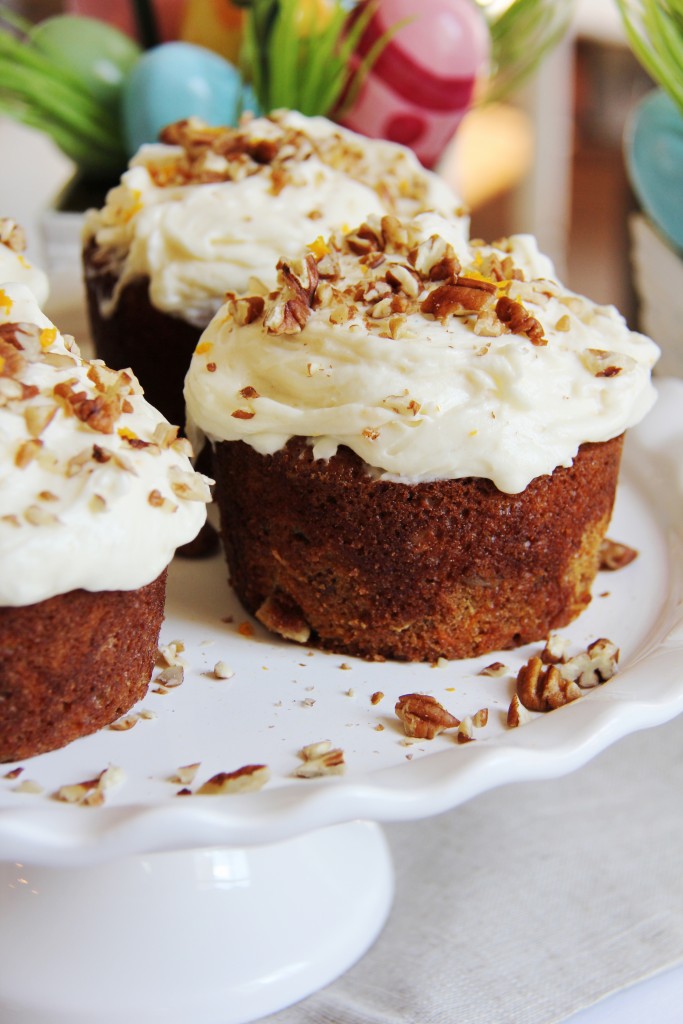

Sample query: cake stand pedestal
[2,381,683,1024]
[0,820,393,1024]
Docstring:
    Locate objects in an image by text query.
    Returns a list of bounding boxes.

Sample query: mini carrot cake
[82,110,466,426]
[0,281,211,761]
[184,212,658,662]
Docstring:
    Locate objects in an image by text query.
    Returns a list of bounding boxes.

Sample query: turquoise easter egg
[625,89,683,253]
[122,41,259,155]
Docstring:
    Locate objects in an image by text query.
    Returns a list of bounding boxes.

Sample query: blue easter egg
[122,41,259,156]
[625,89,683,253]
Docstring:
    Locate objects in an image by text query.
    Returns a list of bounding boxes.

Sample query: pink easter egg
[340,0,490,167]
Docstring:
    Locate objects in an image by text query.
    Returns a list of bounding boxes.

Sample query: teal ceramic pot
[625,88,683,254]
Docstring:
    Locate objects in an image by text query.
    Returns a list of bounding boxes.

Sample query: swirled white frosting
[184,213,659,494]
[0,283,211,606]
[83,110,466,328]
[0,237,49,306]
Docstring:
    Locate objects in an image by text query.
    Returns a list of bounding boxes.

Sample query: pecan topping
[553,638,619,689]
[54,380,122,434]
[345,222,383,254]
[421,279,494,318]
[507,693,533,728]
[516,657,582,712]
[495,296,546,345]
[0,334,26,376]
[516,636,619,713]
[197,765,270,795]
[294,740,345,778]
[24,404,57,438]
[277,254,319,305]
[0,218,26,252]
[599,538,638,571]
[230,294,265,325]
[385,262,420,298]
[53,765,125,806]
[410,234,461,280]
[395,693,460,739]
[256,591,311,643]
[264,296,311,335]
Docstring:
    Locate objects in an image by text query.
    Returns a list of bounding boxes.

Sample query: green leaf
[615,0,683,115]
[266,0,301,109]
[243,0,405,118]
[479,0,575,103]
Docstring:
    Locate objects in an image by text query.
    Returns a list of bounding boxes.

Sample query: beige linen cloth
[267,712,683,1024]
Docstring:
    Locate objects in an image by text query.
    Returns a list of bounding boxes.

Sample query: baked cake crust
[83,251,199,429]
[212,436,624,662]
[0,572,166,763]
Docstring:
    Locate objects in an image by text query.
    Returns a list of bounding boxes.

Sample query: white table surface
[1,117,682,1024]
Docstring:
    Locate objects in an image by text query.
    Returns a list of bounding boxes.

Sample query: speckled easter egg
[341,0,490,168]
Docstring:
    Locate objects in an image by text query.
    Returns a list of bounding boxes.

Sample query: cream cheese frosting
[0,283,211,606]
[0,219,49,307]
[184,212,659,494]
[83,110,466,328]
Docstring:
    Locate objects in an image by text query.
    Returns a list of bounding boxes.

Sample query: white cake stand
[1,380,682,1024]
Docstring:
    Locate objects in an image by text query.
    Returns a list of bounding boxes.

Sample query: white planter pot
[630,213,683,380]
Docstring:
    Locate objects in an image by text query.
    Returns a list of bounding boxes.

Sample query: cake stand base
[0,820,393,1024]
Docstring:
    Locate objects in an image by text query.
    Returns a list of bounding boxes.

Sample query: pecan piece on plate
[395,693,460,739]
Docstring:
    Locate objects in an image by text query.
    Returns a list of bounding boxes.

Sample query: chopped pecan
[380,214,409,249]
[473,309,506,337]
[168,466,213,502]
[230,294,265,325]
[264,296,311,334]
[385,262,420,298]
[24,504,59,526]
[395,693,460,739]
[316,249,341,279]
[256,591,311,643]
[370,293,410,318]
[478,252,522,282]
[0,218,26,252]
[169,763,201,786]
[540,635,571,665]
[346,220,385,255]
[197,765,270,795]
[54,381,122,434]
[421,278,494,318]
[599,538,638,571]
[213,661,234,680]
[0,335,26,376]
[584,349,625,378]
[410,234,461,280]
[479,661,508,677]
[495,296,546,345]
[555,638,619,689]
[277,253,319,305]
[24,404,57,438]
[516,657,582,712]
[53,765,124,806]
[294,740,345,778]
[13,440,41,471]
[507,693,533,728]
